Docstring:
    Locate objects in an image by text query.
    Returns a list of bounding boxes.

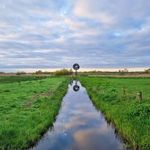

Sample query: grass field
[0,76,149,150]
[80,77,150,150]
[0,76,47,84]
[0,76,69,150]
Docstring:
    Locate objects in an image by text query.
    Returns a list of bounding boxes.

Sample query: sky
[0,0,150,71]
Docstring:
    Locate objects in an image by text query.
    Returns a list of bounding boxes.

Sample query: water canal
[30,81,127,150]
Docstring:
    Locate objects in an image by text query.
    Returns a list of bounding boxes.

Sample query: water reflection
[73,80,80,92]
[30,81,127,150]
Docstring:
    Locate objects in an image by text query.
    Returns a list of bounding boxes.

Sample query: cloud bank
[0,0,150,70]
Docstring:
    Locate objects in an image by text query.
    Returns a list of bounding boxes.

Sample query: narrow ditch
[30,81,127,150]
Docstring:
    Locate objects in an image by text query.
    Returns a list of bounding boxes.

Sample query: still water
[30,81,126,150]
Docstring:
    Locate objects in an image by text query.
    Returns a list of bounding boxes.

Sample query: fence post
[137,91,143,102]
[123,87,126,96]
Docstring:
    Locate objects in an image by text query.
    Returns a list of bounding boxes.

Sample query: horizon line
[0,67,149,73]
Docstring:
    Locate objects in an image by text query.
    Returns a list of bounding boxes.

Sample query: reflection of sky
[31,82,124,150]
[0,0,150,71]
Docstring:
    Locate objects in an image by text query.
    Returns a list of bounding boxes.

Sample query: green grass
[80,76,150,150]
[0,76,69,150]
[0,76,47,84]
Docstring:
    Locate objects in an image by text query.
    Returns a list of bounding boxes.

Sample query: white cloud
[0,0,150,70]
[73,0,116,25]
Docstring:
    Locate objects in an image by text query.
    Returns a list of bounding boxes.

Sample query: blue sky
[0,0,150,71]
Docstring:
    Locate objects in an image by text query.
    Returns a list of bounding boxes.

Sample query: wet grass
[80,77,150,150]
[0,76,69,150]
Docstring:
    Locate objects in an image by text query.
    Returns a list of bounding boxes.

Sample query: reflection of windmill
[72,63,80,92]
[73,80,80,92]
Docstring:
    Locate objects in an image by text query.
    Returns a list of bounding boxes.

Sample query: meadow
[0,76,47,84]
[80,77,150,150]
[0,75,150,150]
[0,76,69,150]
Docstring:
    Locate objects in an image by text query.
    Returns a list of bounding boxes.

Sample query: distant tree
[35,70,43,74]
[54,69,73,76]
[118,68,128,73]
[16,72,26,75]
[145,68,150,73]
[0,72,5,74]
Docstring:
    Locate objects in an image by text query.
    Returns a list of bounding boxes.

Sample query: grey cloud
[0,0,150,71]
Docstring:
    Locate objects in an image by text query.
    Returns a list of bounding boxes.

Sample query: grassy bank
[0,76,69,150]
[80,77,150,150]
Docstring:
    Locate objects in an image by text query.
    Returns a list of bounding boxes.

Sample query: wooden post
[75,70,77,76]
[123,87,126,96]
[137,91,143,102]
